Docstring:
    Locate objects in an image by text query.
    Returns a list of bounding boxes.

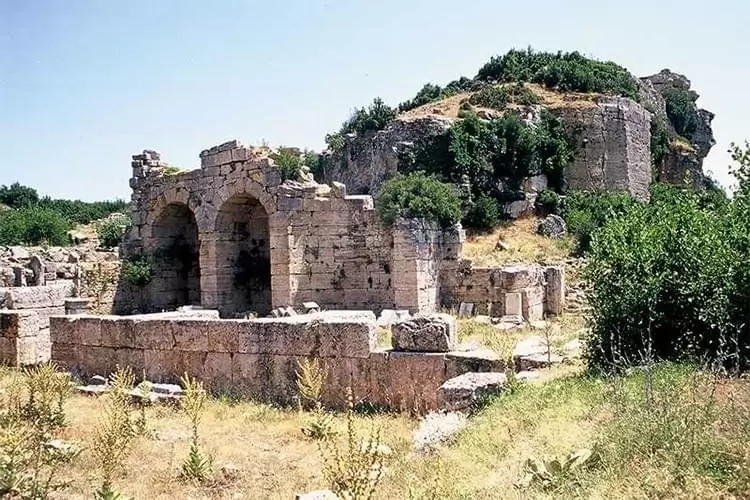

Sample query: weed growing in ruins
[180,373,212,484]
[0,364,79,499]
[92,367,136,499]
[319,388,390,499]
[132,380,153,437]
[296,358,337,441]
[375,173,462,227]
[517,448,599,492]
[122,255,153,287]
[84,262,118,312]
[97,213,130,248]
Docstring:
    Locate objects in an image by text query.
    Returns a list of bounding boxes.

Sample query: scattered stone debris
[413,411,468,452]
[515,370,542,382]
[438,372,507,412]
[376,309,411,327]
[392,313,457,352]
[512,335,566,370]
[302,301,320,314]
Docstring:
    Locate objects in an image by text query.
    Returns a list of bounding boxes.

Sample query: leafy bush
[468,82,540,110]
[375,173,461,227]
[270,147,304,181]
[475,48,640,100]
[536,189,563,215]
[398,77,475,112]
[0,206,71,246]
[561,190,637,254]
[97,214,130,248]
[122,256,153,287]
[37,197,127,225]
[464,194,503,230]
[650,117,671,167]
[585,146,750,372]
[326,97,397,150]
[0,182,39,209]
[664,88,699,138]
[398,110,573,229]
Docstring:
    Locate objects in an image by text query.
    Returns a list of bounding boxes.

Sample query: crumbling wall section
[49,311,498,411]
[0,282,75,365]
[440,262,564,320]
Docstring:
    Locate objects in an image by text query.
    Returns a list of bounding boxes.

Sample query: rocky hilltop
[319,51,715,217]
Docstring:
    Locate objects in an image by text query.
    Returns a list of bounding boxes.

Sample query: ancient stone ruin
[1,140,565,411]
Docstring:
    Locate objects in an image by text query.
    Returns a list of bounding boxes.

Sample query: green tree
[0,182,39,209]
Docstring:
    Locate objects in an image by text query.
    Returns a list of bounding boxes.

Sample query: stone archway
[214,193,271,317]
[148,203,201,311]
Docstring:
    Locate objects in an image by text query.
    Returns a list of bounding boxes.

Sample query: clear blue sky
[1,0,747,201]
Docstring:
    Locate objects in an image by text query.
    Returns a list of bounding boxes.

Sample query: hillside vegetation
[0,182,127,246]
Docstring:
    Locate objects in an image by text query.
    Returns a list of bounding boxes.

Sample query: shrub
[537,189,563,215]
[37,197,128,225]
[0,182,39,209]
[375,173,462,227]
[398,78,474,112]
[0,206,71,246]
[650,118,671,168]
[468,82,540,110]
[664,88,699,138]
[475,48,640,100]
[180,374,212,484]
[561,190,637,254]
[464,195,503,230]
[327,98,397,151]
[270,147,303,181]
[97,214,130,248]
[122,256,153,287]
[584,155,750,372]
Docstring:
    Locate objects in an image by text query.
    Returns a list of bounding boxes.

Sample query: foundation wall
[49,311,499,411]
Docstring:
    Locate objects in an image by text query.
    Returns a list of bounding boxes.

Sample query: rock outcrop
[321,116,453,195]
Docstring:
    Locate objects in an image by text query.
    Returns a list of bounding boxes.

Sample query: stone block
[457,302,474,318]
[499,266,537,291]
[101,318,138,348]
[79,346,118,377]
[50,343,78,370]
[3,283,72,309]
[445,348,505,379]
[143,349,184,384]
[438,372,507,412]
[391,314,457,352]
[521,287,545,322]
[503,292,522,317]
[49,316,76,344]
[204,352,233,391]
[231,353,263,397]
[0,310,41,338]
[134,320,174,350]
[172,319,209,352]
[207,320,241,353]
[544,266,565,316]
[115,348,145,372]
[78,318,103,346]
[384,351,447,412]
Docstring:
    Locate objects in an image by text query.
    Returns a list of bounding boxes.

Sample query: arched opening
[215,194,271,317]
[149,203,201,310]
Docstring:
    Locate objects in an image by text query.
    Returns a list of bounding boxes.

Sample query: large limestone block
[203,352,233,392]
[445,348,505,379]
[380,351,447,412]
[207,320,241,353]
[499,266,537,291]
[50,342,78,371]
[100,317,139,348]
[391,314,457,352]
[172,319,209,352]
[238,317,375,358]
[134,320,175,350]
[437,372,507,412]
[0,310,41,338]
[544,266,565,316]
[3,283,73,309]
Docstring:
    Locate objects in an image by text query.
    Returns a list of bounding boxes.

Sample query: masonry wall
[49,312,500,411]
[0,283,74,365]
[440,262,565,319]
[122,141,463,317]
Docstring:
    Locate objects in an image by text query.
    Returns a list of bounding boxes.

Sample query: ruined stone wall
[439,262,565,320]
[123,141,462,317]
[49,311,498,411]
[552,96,652,201]
[0,283,75,365]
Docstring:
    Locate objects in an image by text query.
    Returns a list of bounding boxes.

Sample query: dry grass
[462,217,575,267]
[1,358,748,499]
